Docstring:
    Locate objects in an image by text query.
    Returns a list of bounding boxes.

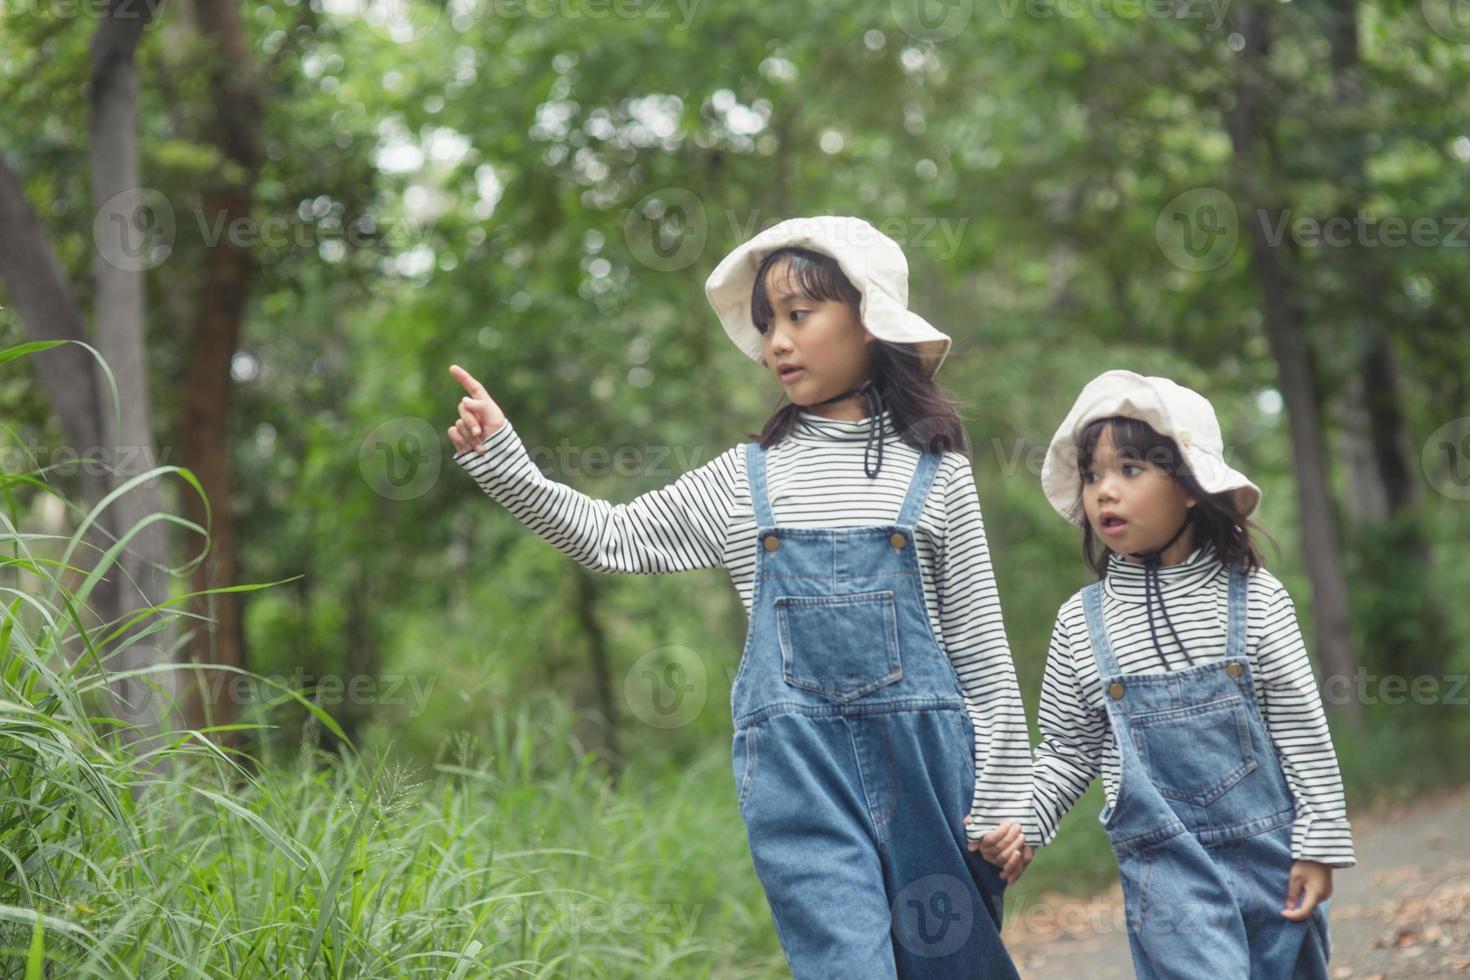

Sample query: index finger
[450,364,487,398]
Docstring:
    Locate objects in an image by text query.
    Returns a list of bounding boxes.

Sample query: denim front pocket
[774,590,903,701]
[1131,698,1256,807]
[732,727,757,814]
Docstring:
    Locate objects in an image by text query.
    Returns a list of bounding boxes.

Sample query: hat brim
[1040,370,1262,526]
[1043,436,1262,526]
[704,224,951,378]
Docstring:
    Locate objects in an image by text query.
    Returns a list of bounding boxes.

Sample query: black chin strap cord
[806,378,885,478]
[1124,511,1196,670]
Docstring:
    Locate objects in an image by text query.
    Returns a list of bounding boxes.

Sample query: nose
[1095,473,1120,503]
[764,323,794,358]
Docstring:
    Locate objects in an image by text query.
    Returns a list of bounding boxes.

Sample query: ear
[1184,493,1198,509]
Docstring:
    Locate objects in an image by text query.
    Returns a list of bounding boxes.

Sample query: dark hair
[743,246,970,458]
[1075,415,1275,576]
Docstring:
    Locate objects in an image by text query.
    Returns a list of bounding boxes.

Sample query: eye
[1081,470,1098,484]
[788,309,809,322]
[1122,463,1144,477]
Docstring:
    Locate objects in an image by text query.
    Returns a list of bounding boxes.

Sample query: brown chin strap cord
[1123,510,1196,669]
[804,378,885,479]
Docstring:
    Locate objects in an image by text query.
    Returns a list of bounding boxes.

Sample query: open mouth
[778,366,805,382]
[1100,516,1128,535]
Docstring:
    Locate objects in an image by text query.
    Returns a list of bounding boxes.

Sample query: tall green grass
[1,341,783,977]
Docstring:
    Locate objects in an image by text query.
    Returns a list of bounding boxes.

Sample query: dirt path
[1003,787,1470,978]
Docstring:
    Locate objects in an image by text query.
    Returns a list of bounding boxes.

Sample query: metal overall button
[889,532,907,549]
[763,534,780,552]
[1109,681,1126,700]
[1225,661,1243,678]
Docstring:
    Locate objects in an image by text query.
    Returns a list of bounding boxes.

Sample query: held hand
[965,817,1035,885]
[447,364,508,454]
[1281,860,1333,921]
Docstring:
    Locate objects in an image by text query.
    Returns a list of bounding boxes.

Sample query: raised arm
[447,364,737,575]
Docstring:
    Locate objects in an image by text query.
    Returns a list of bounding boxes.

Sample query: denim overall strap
[1080,581,1119,677]
[746,441,775,528]
[896,449,942,528]
[1225,563,1247,662]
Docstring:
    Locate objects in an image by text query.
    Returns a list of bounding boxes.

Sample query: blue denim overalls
[729,441,1018,979]
[1082,563,1331,979]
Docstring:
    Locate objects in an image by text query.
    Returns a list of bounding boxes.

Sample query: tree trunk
[1317,0,1446,679]
[573,566,622,777]
[85,0,187,755]
[0,0,181,760]
[1223,1,1361,725]
[175,0,265,743]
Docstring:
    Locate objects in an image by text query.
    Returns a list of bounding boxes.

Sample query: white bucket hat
[1040,369,1262,526]
[703,215,952,378]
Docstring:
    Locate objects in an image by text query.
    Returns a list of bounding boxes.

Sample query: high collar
[1103,541,1223,605]
[791,407,901,446]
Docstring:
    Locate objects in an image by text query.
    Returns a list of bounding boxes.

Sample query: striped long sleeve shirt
[452,407,1035,844]
[1031,542,1356,867]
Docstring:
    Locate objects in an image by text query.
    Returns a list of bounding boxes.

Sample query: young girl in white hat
[446,215,1032,978]
[996,368,1354,978]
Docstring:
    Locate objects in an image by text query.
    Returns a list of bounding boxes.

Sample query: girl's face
[1081,425,1197,562]
[757,259,874,418]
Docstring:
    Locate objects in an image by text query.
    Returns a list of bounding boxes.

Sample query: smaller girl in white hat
[447,215,1032,978]
[995,368,1354,978]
